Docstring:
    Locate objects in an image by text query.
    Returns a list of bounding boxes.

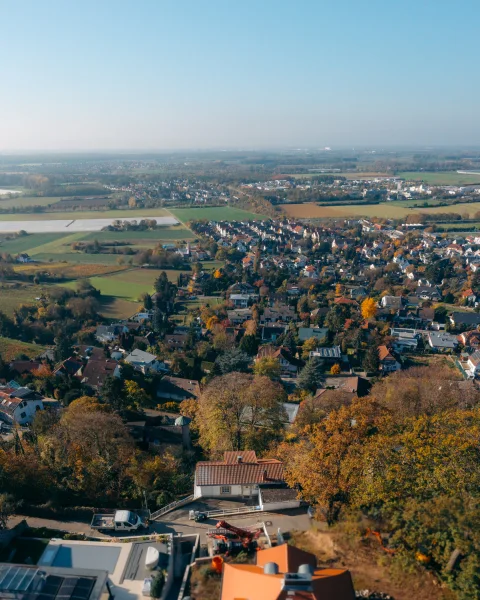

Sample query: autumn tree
[124,380,149,409]
[361,297,377,319]
[279,396,381,524]
[330,363,341,375]
[196,373,287,456]
[301,337,320,359]
[0,494,16,530]
[253,356,281,380]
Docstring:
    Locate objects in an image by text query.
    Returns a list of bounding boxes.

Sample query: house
[381,296,405,310]
[297,327,328,342]
[261,326,286,342]
[229,294,253,308]
[157,376,200,402]
[260,305,296,324]
[164,333,187,351]
[9,360,41,375]
[76,358,121,389]
[450,312,480,329]
[0,387,44,425]
[256,345,304,377]
[16,253,34,263]
[302,265,318,279]
[349,286,367,300]
[466,351,480,378]
[319,375,371,398]
[54,357,83,377]
[227,308,253,325]
[459,330,480,350]
[415,286,441,301]
[194,450,285,499]
[124,349,166,374]
[310,346,342,362]
[378,345,401,372]
[220,543,355,600]
[95,324,128,343]
[428,332,459,352]
[462,288,477,304]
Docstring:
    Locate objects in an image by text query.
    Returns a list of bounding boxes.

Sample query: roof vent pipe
[264,562,279,575]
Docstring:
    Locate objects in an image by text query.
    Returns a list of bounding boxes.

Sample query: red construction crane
[216,520,262,541]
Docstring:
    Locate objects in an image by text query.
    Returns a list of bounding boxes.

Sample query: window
[20,412,26,419]
[220,486,231,495]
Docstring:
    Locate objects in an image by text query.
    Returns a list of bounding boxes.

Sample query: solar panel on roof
[0,566,96,600]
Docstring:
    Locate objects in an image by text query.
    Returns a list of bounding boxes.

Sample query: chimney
[237,455,243,464]
[262,468,268,482]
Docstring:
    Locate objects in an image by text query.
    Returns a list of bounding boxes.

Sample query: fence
[150,495,196,520]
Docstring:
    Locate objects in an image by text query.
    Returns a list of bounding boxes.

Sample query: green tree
[239,333,259,356]
[297,357,323,392]
[363,345,379,373]
[215,348,251,374]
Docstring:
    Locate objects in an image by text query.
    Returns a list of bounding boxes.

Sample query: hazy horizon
[2,0,479,151]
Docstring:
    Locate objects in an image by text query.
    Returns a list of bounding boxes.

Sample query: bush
[150,571,165,598]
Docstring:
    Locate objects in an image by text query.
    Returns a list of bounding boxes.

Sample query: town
[2,206,480,599]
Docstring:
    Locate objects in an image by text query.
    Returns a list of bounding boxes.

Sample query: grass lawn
[0,233,71,255]
[398,171,480,185]
[62,268,188,301]
[0,208,172,221]
[0,336,46,361]
[169,206,267,222]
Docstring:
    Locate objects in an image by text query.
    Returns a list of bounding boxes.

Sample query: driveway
[8,500,315,542]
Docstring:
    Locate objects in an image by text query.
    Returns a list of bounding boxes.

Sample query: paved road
[8,501,314,541]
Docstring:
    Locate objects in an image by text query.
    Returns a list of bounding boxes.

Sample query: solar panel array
[0,566,95,600]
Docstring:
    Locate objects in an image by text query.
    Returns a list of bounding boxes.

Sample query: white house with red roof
[194,451,285,499]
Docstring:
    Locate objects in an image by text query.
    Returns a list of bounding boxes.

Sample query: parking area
[151,498,314,540]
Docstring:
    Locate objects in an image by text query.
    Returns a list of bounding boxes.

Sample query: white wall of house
[259,498,301,511]
[194,484,259,499]
[15,399,43,425]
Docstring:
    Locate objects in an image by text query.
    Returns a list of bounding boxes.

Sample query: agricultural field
[33,252,125,265]
[82,226,195,242]
[169,206,267,223]
[13,262,129,279]
[283,172,390,180]
[0,336,46,361]
[0,233,71,255]
[0,285,46,316]
[280,201,480,220]
[398,171,480,185]
[97,297,140,319]
[0,195,63,209]
[62,268,189,301]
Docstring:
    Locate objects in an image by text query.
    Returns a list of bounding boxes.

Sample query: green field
[0,336,46,361]
[0,233,71,255]
[98,296,140,319]
[398,171,480,185]
[62,268,188,301]
[169,206,266,222]
[281,201,480,220]
[0,285,47,316]
[28,232,88,256]
[34,252,126,265]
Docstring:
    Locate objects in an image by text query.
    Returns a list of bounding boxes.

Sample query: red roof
[195,451,284,486]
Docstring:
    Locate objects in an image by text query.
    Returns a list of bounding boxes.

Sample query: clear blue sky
[1,0,479,150]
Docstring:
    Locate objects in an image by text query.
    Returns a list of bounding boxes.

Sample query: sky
[1,0,479,150]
